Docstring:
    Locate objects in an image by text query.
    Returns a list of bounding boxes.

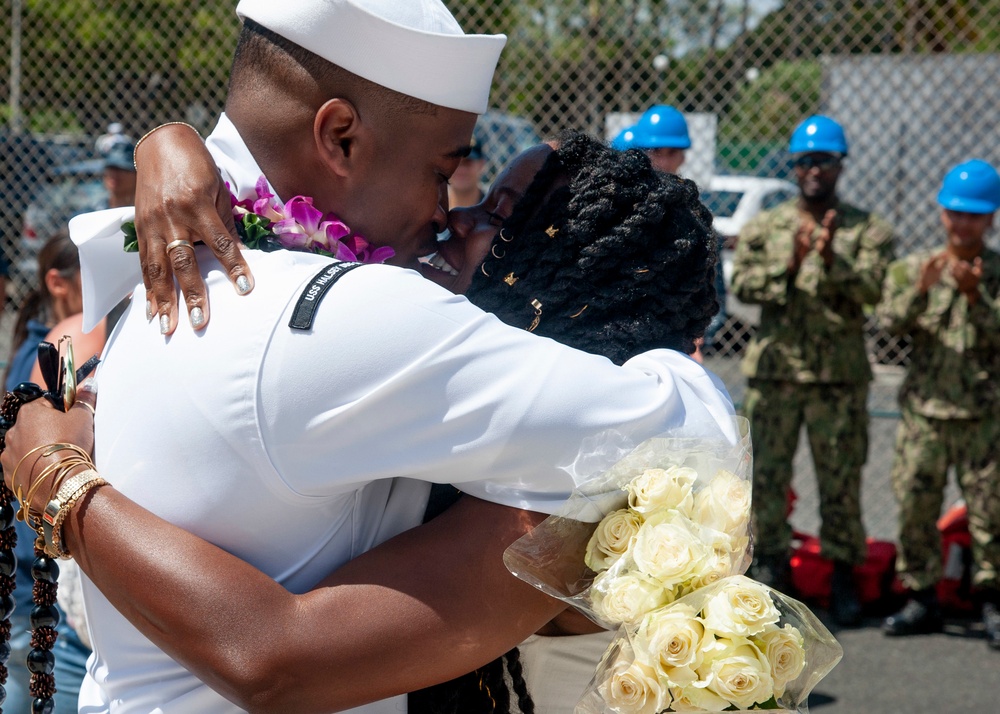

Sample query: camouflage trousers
[743,379,869,565]
[891,407,1000,593]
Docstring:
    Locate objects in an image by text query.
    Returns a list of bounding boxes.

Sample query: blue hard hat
[611,126,637,150]
[789,115,848,156]
[937,159,1000,214]
[630,105,691,149]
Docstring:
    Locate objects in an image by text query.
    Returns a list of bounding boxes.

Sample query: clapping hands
[952,256,983,304]
[918,251,983,303]
[789,209,838,272]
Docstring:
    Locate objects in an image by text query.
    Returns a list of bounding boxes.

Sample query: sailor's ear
[314,98,372,179]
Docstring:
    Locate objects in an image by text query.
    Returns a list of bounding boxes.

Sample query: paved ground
[703,355,994,714]
[807,610,997,713]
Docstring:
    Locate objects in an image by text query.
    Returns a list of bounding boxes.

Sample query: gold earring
[545,225,559,238]
[491,244,505,259]
[569,304,588,319]
[503,272,518,286]
[527,299,542,332]
[500,228,514,242]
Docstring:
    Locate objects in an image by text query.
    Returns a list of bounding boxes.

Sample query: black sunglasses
[793,155,842,171]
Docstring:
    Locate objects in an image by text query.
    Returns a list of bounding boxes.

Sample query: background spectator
[877,159,1000,649]
[731,115,895,626]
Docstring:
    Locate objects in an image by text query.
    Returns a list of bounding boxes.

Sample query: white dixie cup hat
[235,0,507,115]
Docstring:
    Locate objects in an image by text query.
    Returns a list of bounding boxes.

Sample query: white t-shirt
[72,115,736,713]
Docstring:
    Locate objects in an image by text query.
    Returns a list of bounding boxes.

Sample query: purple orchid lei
[229,176,395,264]
[122,175,394,265]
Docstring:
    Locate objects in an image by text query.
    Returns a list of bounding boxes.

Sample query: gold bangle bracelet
[27,448,93,495]
[42,469,107,559]
[133,121,201,170]
[22,456,93,531]
[51,477,108,559]
[11,443,60,499]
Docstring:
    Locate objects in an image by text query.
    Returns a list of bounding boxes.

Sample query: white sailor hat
[236,0,506,115]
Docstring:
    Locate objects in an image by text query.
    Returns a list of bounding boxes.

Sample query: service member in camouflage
[878,159,1000,649]
[732,115,895,626]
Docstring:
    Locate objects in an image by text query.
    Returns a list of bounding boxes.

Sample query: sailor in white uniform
[66,1,736,712]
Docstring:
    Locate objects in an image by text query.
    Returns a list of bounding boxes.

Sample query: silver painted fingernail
[159,314,170,335]
[236,275,251,295]
[189,307,205,329]
[146,300,153,321]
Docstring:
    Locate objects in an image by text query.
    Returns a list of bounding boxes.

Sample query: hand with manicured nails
[134,124,255,336]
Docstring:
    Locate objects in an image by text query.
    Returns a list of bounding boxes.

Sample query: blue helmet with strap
[789,115,848,156]
[630,105,691,149]
[937,159,1000,214]
[611,126,637,150]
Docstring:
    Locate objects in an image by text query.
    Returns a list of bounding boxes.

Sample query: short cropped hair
[228,19,437,117]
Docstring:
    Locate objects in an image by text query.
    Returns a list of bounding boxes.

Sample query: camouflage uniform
[877,247,1000,593]
[732,199,895,564]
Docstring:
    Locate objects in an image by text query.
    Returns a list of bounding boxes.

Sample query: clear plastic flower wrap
[504,417,754,628]
[576,575,843,713]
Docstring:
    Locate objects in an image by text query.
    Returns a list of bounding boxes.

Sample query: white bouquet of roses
[504,419,843,712]
[578,576,842,713]
[504,418,754,628]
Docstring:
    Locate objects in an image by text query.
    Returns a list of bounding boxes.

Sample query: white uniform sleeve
[259,264,735,514]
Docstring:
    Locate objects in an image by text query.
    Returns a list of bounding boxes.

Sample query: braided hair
[466,130,719,364]
[409,649,534,714]
[409,133,720,713]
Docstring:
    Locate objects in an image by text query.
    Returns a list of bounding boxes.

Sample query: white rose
[630,513,710,589]
[592,570,671,625]
[667,684,731,712]
[702,578,781,637]
[757,624,806,697]
[585,509,643,572]
[698,637,774,710]
[627,466,696,516]
[599,654,665,714]
[692,469,751,538]
[687,544,735,592]
[639,604,706,685]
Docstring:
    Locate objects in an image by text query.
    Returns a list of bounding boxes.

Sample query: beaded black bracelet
[0,382,60,714]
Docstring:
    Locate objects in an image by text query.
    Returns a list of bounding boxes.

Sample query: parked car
[700,175,798,327]
[11,159,107,303]
[1,133,93,301]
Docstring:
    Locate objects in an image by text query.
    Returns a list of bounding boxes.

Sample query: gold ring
[76,400,96,417]
[166,239,194,255]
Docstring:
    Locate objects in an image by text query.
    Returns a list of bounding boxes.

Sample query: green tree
[1,0,239,136]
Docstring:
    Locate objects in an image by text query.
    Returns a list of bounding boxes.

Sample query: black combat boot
[829,560,863,627]
[882,588,943,636]
[750,553,791,591]
[982,601,1000,651]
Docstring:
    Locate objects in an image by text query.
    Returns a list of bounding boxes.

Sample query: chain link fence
[2,0,993,538]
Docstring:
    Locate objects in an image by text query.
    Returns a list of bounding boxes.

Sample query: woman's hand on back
[134,123,255,335]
